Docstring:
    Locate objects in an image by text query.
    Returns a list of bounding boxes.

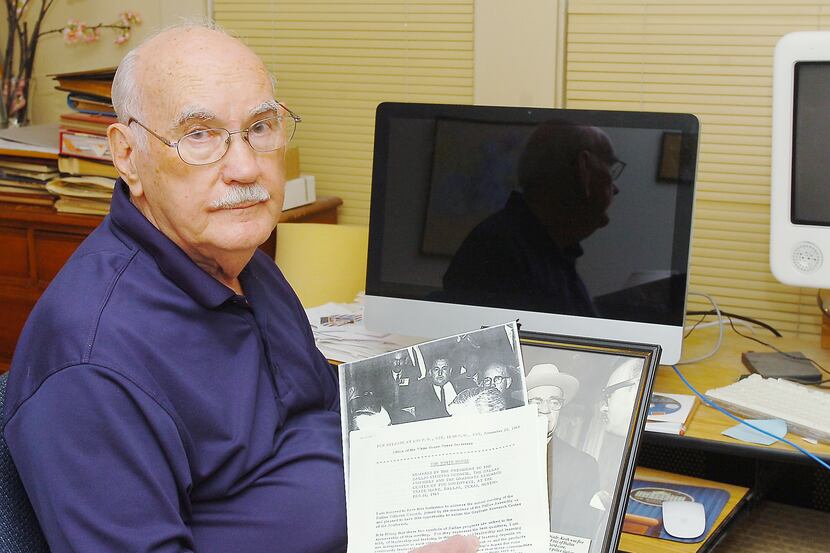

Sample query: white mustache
[211,184,271,209]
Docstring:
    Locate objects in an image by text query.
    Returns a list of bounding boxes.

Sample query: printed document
[347,405,549,553]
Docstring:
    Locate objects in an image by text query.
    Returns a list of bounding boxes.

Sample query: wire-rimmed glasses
[482,375,507,387]
[128,104,301,166]
[608,158,626,180]
[528,396,564,413]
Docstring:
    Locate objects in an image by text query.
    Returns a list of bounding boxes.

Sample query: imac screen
[792,61,830,226]
[366,103,698,345]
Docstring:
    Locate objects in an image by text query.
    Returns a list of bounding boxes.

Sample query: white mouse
[661,500,706,539]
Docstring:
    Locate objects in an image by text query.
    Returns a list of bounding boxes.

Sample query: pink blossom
[15,0,28,19]
[119,11,142,26]
[62,28,82,45]
[82,28,100,44]
[114,32,130,46]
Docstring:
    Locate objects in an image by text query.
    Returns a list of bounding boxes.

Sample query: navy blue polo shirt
[2,180,347,553]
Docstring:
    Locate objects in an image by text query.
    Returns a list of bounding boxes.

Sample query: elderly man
[526,363,601,541]
[1,24,476,553]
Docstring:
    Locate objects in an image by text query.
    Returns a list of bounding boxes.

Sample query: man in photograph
[591,358,645,513]
[526,363,601,540]
[480,362,523,408]
[414,356,461,420]
[381,348,420,414]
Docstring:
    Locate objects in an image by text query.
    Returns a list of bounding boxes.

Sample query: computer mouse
[661,500,706,539]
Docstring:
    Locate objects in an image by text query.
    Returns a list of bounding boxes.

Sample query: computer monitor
[770,31,830,288]
[364,102,699,364]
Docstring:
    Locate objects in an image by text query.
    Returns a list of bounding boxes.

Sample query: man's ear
[107,122,143,197]
[576,149,594,198]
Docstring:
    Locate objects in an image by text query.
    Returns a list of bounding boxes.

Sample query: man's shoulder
[8,220,159,404]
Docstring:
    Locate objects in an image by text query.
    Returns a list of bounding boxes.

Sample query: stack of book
[51,67,118,215]
[0,125,60,206]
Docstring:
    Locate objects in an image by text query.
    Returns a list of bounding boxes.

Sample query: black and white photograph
[519,332,659,553]
[340,322,525,436]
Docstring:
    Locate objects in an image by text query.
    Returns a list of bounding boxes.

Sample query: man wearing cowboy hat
[526,363,601,541]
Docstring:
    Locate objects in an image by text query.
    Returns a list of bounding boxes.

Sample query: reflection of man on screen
[442,121,624,316]
[526,363,601,540]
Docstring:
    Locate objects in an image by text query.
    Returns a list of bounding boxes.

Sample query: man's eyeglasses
[482,375,507,387]
[128,103,301,166]
[528,396,564,412]
[608,158,626,180]
[587,150,626,181]
[601,377,639,401]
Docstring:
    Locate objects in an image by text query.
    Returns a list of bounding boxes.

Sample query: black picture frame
[519,330,660,553]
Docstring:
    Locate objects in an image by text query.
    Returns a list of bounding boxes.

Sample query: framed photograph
[657,131,683,183]
[519,331,660,553]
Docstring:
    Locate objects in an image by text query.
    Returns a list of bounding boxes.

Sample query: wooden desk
[0,196,342,369]
[619,467,750,553]
[646,326,830,463]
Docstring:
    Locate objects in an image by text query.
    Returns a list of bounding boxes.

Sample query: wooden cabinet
[0,204,99,366]
[0,196,342,370]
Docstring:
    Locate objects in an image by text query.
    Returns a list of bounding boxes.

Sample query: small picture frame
[519,331,660,553]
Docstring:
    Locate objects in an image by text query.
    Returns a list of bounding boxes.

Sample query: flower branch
[1,1,140,126]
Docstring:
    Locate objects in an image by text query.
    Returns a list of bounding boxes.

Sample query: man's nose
[221,134,260,183]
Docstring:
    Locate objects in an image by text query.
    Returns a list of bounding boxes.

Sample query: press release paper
[347,405,549,553]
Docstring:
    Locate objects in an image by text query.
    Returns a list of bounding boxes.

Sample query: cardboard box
[283,174,316,210]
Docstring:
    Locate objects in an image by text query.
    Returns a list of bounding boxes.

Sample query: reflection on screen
[370,105,697,328]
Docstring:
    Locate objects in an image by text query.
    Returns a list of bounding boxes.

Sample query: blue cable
[670,364,830,472]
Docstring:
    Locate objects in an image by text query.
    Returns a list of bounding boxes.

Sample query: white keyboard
[706,374,830,444]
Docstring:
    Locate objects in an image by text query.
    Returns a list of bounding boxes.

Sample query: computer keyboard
[705,374,830,444]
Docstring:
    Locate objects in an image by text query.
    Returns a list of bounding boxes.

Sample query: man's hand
[409,535,479,553]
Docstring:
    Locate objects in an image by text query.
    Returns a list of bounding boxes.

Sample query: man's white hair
[110,18,277,146]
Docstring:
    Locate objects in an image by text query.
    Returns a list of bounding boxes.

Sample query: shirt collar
[109,178,237,309]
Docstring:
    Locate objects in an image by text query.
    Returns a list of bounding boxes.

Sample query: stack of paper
[46,175,116,215]
[0,124,60,206]
[305,301,418,363]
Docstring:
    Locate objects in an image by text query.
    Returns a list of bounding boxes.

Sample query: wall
[474,1,562,108]
[4,0,207,124]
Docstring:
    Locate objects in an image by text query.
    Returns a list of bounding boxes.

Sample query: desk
[627,326,830,552]
[646,326,830,463]
[0,196,342,369]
